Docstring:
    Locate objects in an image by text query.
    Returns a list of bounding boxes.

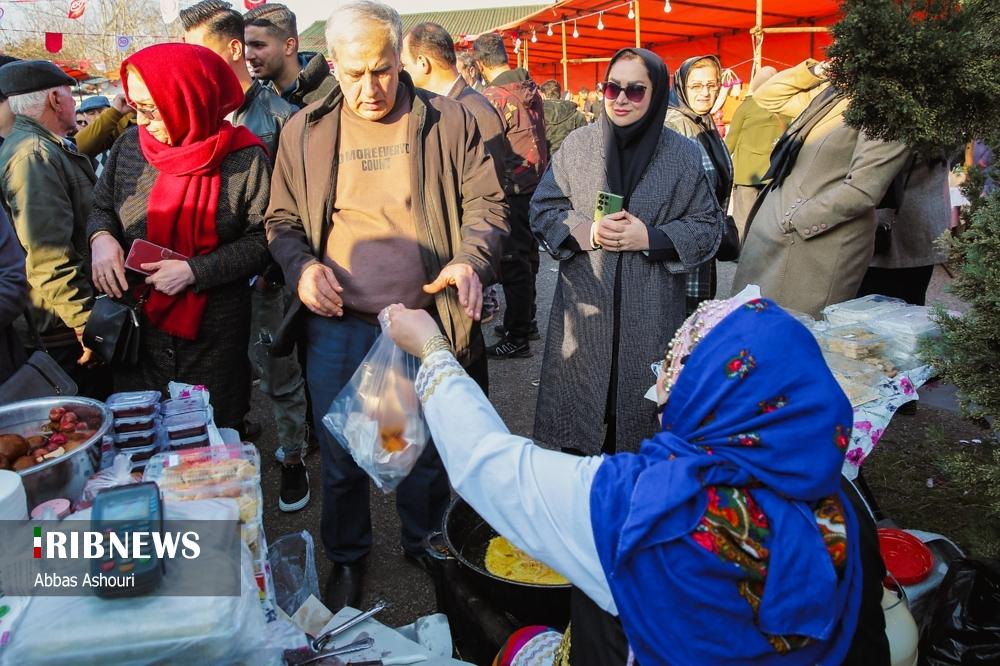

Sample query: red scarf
[121,44,262,340]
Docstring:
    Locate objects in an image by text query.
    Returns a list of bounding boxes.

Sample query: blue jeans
[305,313,451,563]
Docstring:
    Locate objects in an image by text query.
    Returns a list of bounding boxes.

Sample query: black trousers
[857,265,934,306]
[501,193,539,340]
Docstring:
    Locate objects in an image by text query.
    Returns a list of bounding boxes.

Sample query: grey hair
[8,88,57,117]
[325,1,402,61]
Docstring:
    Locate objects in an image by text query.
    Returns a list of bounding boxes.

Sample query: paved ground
[256,256,963,628]
[256,254,560,628]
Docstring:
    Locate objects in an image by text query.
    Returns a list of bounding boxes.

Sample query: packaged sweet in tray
[114,411,159,434]
[113,427,159,449]
[161,396,207,418]
[119,442,159,465]
[143,444,260,492]
[817,325,887,361]
[164,412,209,440]
[822,294,907,327]
[168,434,211,450]
[105,390,161,419]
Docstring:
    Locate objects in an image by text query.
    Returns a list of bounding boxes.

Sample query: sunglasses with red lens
[603,81,647,103]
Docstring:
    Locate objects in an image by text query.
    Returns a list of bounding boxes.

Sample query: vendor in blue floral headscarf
[385,291,890,665]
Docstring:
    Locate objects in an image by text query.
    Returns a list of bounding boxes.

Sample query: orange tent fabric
[496,0,839,92]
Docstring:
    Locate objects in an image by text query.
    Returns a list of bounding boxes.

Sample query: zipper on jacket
[412,98,461,345]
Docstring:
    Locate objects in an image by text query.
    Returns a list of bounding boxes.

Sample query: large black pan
[427,496,571,628]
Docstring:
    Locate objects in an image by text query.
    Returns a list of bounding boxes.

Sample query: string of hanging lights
[534,0,675,40]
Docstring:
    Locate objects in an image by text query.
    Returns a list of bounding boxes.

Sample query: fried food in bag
[322,308,429,492]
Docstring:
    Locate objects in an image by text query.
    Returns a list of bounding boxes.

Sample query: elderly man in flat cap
[0,60,109,398]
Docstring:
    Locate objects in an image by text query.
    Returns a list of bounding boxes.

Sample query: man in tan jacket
[732,60,909,316]
[265,0,507,610]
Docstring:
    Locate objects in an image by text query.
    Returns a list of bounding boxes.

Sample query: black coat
[0,206,27,385]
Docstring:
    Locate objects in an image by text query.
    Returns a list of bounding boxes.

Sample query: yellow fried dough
[484,536,568,586]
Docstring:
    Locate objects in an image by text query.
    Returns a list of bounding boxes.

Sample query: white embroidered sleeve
[416,352,617,614]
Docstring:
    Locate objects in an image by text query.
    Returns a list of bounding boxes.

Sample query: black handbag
[83,292,144,366]
[873,220,893,256]
[0,351,77,403]
[874,154,918,256]
[0,310,77,402]
[714,214,742,262]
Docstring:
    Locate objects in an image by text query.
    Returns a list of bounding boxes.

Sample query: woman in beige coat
[732,60,909,316]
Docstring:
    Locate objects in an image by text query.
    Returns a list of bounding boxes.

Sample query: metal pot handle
[882,571,911,611]
[423,530,454,561]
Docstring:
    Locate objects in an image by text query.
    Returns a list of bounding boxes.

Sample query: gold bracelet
[420,335,452,362]
[89,230,112,246]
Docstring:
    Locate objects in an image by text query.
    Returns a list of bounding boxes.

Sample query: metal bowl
[0,397,111,509]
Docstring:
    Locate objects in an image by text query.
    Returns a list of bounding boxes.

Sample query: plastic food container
[164,412,208,441]
[878,528,934,586]
[168,434,211,450]
[161,397,207,418]
[105,391,161,418]
[819,325,887,360]
[113,412,158,434]
[823,295,907,327]
[143,444,260,491]
[871,306,938,336]
[868,306,942,354]
[119,442,159,465]
[30,497,71,520]
[113,427,158,449]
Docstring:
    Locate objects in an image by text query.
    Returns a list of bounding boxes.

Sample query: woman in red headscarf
[87,43,270,429]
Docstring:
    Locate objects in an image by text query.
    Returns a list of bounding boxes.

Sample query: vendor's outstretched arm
[417,351,617,614]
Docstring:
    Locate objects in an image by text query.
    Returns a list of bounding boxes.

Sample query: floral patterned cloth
[591,298,864,666]
[842,365,934,479]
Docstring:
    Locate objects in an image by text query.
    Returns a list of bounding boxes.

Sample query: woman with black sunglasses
[529,48,724,457]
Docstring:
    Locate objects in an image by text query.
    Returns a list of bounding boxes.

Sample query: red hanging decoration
[244,0,265,9]
[45,32,63,53]
[67,0,87,19]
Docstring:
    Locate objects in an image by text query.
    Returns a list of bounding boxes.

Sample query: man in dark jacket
[457,51,486,92]
[244,3,337,109]
[266,0,507,611]
[181,0,310,513]
[0,61,108,398]
[181,0,294,158]
[402,22,511,324]
[0,205,27,385]
[474,32,548,358]
[400,22,507,182]
[539,79,586,154]
[0,56,20,148]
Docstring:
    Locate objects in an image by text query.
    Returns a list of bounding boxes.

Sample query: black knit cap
[0,60,75,99]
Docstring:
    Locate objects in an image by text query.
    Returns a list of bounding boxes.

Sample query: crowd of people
[0,0,960,662]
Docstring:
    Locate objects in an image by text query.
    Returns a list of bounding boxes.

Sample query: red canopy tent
[57,64,92,81]
[493,0,839,93]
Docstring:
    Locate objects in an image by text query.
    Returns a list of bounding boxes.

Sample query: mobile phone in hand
[124,239,188,275]
[594,191,624,222]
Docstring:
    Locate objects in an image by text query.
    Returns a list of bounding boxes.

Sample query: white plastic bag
[268,530,319,617]
[79,452,138,507]
[322,309,428,492]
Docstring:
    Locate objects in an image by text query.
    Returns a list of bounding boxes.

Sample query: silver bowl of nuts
[0,396,111,509]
